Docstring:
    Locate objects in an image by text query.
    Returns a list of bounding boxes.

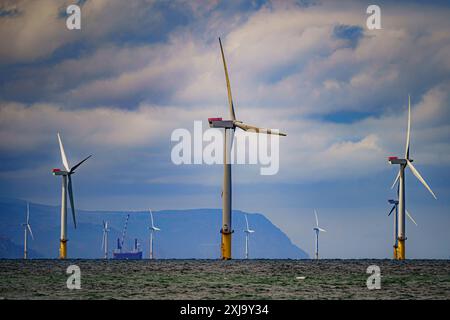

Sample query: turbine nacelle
[388,157,408,165]
[52,168,68,175]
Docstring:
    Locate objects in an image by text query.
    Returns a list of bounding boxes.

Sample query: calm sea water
[0,259,449,299]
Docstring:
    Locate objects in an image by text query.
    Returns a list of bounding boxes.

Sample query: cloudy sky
[1,0,449,258]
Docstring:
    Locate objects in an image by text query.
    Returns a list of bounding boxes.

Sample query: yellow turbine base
[393,246,397,260]
[221,233,231,260]
[397,239,405,260]
[59,240,67,259]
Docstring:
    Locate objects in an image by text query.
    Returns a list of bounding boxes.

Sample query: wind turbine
[22,202,34,259]
[208,37,286,260]
[52,133,91,259]
[244,214,255,259]
[101,220,110,259]
[148,209,160,259]
[388,95,436,260]
[387,185,418,259]
[313,210,326,260]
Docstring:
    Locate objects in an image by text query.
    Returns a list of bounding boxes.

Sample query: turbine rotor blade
[57,133,71,172]
[314,210,319,227]
[67,174,77,228]
[70,155,92,173]
[27,224,34,240]
[406,209,418,226]
[406,160,437,199]
[219,38,236,121]
[234,122,287,136]
[388,205,396,216]
[391,171,400,189]
[318,228,327,232]
[405,95,411,159]
[245,214,250,230]
[26,202,30,224]
[149,209,155,228]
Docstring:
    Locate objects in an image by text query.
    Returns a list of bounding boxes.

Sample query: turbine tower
[148,209,160,259]
[244,214,255,259]
[22,202,34,259]
[208,37,286,260]
[101,220,110,259]
[52,133,91,259]
[313,209,326,260]
[388,95,436,260]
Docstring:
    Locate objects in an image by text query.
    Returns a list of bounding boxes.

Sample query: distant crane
[118,214,130,252]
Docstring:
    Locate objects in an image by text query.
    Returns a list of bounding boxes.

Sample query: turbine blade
[319,228,327,232]
[219,38,236,121]
[70,155,92,173]
[314,210,319,227]
[388,205,396,216]
[406,209,418,226]
[245,214,250,231]
[234,122,287,136]
[27,224,34,240]
[149,209,155,228]
[405,95,411,159]
[391,171,400,189]
[406,160,437,199]
[57,133,71,171]
[67,175,77,228]
[26,202,30,224]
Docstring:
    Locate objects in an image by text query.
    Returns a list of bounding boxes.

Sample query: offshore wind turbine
[388,95,436,260]
[208,37,286,260]
[244,214,255,259]
[387,186,418,259]
[52,133,91,259]
[22,202,34,259]
[101,220,110,259]
[148,209,160,259]
[313,210,326,260]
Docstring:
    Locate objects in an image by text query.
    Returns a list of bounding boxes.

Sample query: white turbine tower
[388,95,436,260]
[52,133,91,259]
[101,220,110,259]
[148,209,160,259]
[208,37,286,260]
[22,202,34,259]
[244,214,255,259]
[313,210,326,260]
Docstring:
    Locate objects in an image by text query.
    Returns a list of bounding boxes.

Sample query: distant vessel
[113,238,142,260]
[112,214,142,260]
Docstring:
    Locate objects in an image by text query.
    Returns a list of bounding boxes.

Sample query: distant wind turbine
[52,132,91,259]
[244,214,255,259]
[148,209,160,259]
[388,95,436,260]
[22,202,34,259]
[208,37,286,260]
[313,210,326,260]
[101,220,110,259]
[387,185,417,259]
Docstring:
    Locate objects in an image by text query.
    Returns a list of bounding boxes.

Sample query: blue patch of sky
[333,25,364,49]
[0,8,20,18]
[320,110,374,124]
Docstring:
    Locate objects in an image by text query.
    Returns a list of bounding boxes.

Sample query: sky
[0,0,449,258]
